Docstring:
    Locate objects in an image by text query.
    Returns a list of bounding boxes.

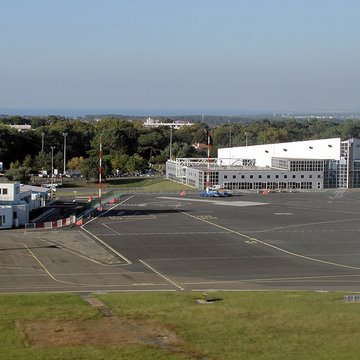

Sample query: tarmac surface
[2,189,360,293]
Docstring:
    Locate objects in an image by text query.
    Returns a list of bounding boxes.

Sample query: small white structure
[143,117,193,129]
[8,124,32,132]
[0,182,48,229]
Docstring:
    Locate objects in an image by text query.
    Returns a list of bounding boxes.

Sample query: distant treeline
[2,115,360,183]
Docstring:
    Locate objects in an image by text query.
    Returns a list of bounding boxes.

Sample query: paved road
[85,190,360,291]
[2,189,360,293]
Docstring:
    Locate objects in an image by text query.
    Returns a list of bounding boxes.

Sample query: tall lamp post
[50,146,55,198]
[228,120,232,147]
[169,126,173,160]
[41,132,45,152]
[62,132,68,176]
[245,132,250,146]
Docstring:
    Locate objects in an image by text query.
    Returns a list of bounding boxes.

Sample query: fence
[29,191,122,230]
[33,215,77,229]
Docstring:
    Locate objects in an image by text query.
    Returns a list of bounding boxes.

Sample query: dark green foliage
[1,115,360,177]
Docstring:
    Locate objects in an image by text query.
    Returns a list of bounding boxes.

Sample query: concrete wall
[12,203,29,226]
[0,182,20,202]
[0,206,13,229]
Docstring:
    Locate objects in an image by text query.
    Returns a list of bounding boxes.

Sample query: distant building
[8,124,32,131]
[143,117,193,129]
[166,137,360,190]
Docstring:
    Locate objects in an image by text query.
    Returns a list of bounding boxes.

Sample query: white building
[166,138,360,190]
[0,182,48,229]
[218,138,341,167]
[143,117,193,129]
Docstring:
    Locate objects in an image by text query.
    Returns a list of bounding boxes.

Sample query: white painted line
[181,211,360,272]
[274,213,293,215]
[139,259,184,290]
[260,217,360,233]
[81,196,134,265]
[24,244,77,285]
[102,223,121,235]
[158,196,268,207]
[93,231,230,236]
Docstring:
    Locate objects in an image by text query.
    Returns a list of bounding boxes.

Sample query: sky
[1,0,360,116]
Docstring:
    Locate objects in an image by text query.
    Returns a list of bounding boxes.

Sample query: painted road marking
[93,231,230,236]
[139,259,184,290]
[181,211,360,272]
[274,212,293,215]
[195,215,218,220]
[158,197,268,207]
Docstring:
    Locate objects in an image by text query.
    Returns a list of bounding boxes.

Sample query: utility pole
[50,146,55,198]
[98,134,103,210]
[206,130,211,191]
[62,132,68,175]
[169,126,173,160]
[41,132,45,152]
[245,132,250,146]
[229,120,232,147]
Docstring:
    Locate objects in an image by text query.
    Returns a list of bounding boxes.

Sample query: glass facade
[338,142,349,188]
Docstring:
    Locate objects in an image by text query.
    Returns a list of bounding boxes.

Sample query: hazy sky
[1,0,359,115]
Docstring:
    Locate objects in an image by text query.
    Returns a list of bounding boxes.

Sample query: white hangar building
[166,137,360,190]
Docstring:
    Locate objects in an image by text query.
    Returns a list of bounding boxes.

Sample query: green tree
[5,166,32,184]
[111,153,130,173]
[67,156,85,171]
[125,154,147,173]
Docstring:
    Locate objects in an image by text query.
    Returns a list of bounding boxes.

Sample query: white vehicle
[42,183,57,192]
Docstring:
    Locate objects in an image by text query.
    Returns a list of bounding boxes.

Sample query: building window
[267,175,271,179]
[301,175,304,179]
[233,175,236,179]
[224,175,227,179]
[250,175,253,179]
[241,175,245,179]
[258,175,262,179]
[275,175,279,179]
[2,188,8,195]
[284,175,287,179]
[292,175,296,179]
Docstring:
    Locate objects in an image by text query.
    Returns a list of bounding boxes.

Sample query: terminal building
[166,137,360,191]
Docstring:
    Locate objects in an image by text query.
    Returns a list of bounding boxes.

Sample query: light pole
[62,132,68,176]
[245,132,250,146]
[50,146,55,198]
[229,120,232,147]
[169,126,173,160]
[41,132,45,152]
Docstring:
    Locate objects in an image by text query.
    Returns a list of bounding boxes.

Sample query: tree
[67,156,85,171]
[111,153,130,173]
[80,157,99,182]
[5,166,32,184]
[125,154,147,173]
[137,130,167,161]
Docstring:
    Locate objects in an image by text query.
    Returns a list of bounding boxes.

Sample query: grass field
[55,177,194,197]
[2,291,360,360]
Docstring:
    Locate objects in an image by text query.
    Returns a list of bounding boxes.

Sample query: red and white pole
[206,130,211,192]
[98,134,103,210]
